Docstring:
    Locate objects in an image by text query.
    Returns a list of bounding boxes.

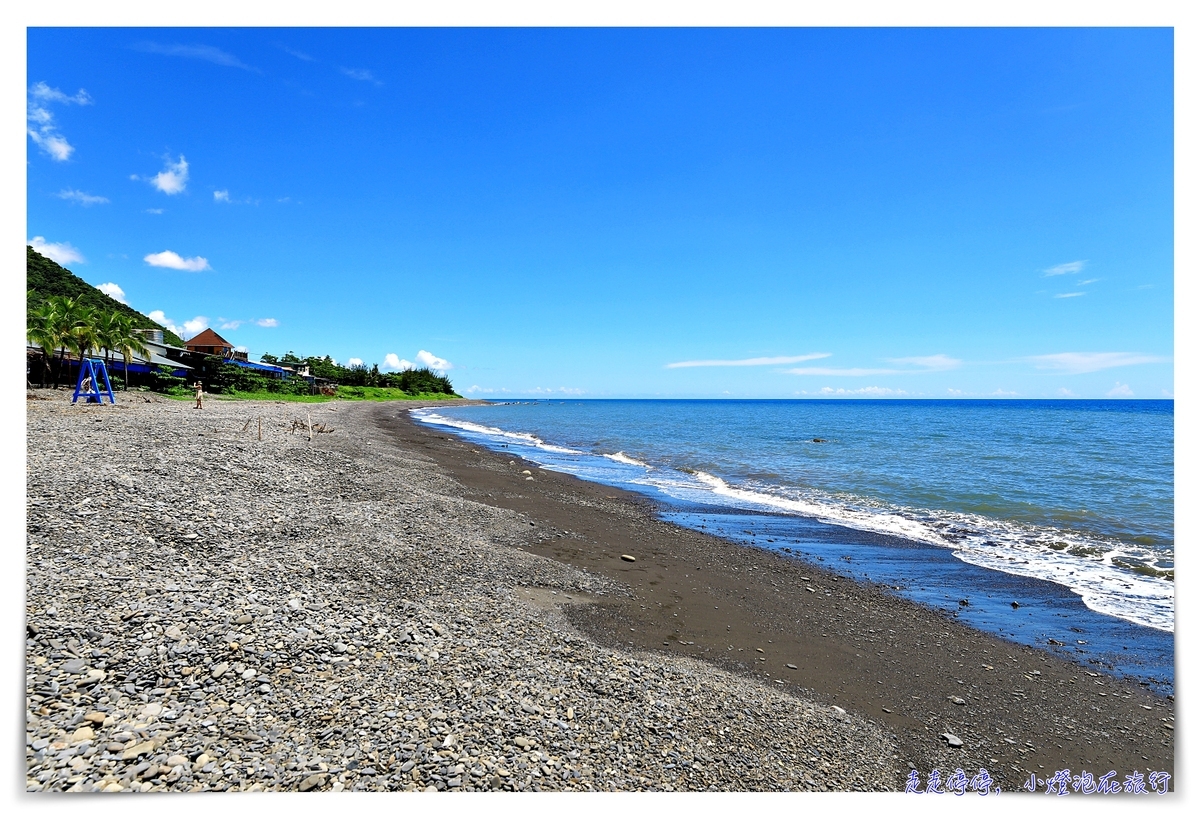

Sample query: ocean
[412,399,1174,692]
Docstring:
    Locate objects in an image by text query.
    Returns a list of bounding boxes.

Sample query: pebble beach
[25,392,898,792]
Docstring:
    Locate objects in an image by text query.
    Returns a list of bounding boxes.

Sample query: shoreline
[26,394,896,791]
[384,403,1175,789]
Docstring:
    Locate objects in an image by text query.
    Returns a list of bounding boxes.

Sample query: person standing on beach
[193,381,204,409]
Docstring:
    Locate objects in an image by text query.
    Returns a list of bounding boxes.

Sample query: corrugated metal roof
[27,343,192,371]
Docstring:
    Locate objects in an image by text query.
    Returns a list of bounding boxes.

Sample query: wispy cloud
[992,389,1020,397]
[134,42,255,71]
[884,354,962,371]
[1076,278,1101,286]
[788,353,962,377]
[667,353,830,369]
[218,320,242,330]
[30,82,92,105]
[1025,352,1165,374]
[29,236,84,265]
[57,189,109,206]
[144,250,210,272]
[255,318,278,328]
[1057,387,1076,397]
[1107,382,1134,397]
[788,367,900,376]
[1044,260,1086,277]
[384,354,414,371]
[95,282,126,304]
[214,190,230,202]
[27,82,90,162]
[340,67,382,85]
[416,350,453,371]
[818,386,909,396]
[279,44,314,61]
[147,310,208,340]
[1054,292,1085,299]
[145,208,164,215]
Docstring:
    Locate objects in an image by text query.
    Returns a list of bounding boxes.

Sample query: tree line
[260,351,457,395]
[26,295,153,389]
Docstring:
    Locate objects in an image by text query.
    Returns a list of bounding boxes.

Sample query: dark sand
[376,403,1174,792]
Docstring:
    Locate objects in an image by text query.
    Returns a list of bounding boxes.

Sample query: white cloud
[465,385,510,394]
[885,354,962,371]
[255,318,278,328]
[947,388,964,396]
[384,354,414,371]
[57,189,108,206]
[235,345,248,353]
[347,358,364,368]
[144,250,210,271]
[788,367,900,376]
[818,386,908,397]
[95,282,126,304]
[666,353,830,369]
[214,190,230,202]
[1057,388,1076,397]
[992,389,1019,397]
[150,155,189,194]
[279,45,314,61]
[1054,292,1085,299]
[1107,382,1134,397]
[1076,278,1101,286]
[134,42,254,71]
[219,320,242,330]
[30,82,92,105]
[27,83,91,162]
[416,350,452,371]
[145,208,164,215]
[146,310,208,340]
[528,387,586,395]
[29,131,74,161]
[1044,260,1085,277]
[340,67,381,84]
[29,236,84,265]
[1025,352,1165,374]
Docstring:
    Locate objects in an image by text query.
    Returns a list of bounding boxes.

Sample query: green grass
[334,386,461,401]
[202,386,463,403]
[211,390,335,403]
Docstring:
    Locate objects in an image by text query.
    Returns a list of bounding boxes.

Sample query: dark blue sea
[413,400,1174,692]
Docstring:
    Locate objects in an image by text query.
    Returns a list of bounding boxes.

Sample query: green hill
[26,245,184,347]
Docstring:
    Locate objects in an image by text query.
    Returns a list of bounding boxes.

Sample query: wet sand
[377,403,1175,791]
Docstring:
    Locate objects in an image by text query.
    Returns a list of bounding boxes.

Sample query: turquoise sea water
[413,400,1173,690]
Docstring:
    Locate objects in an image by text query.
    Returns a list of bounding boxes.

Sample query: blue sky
[26,27,1174,398]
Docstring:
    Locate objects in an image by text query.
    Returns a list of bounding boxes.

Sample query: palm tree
[43,296,85,388]
[93,311,125,369]
[26,297,62,388]
[66,304,100,388]
[114,317,151,390]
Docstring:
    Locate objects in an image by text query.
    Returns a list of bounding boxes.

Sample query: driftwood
[290,418,335,435]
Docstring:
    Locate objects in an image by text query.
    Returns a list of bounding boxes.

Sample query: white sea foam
[647,471,1173,632]
[412,410,582,454]
[412,409,1174,632]
[605,451,649,467]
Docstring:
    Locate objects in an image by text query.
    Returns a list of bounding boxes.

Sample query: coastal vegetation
[26,293,151,390]
[26,245,460,401]
[27,246,183,345]
[259,352,457,395]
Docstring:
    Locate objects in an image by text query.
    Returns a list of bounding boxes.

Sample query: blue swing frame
[72,358,116,404]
